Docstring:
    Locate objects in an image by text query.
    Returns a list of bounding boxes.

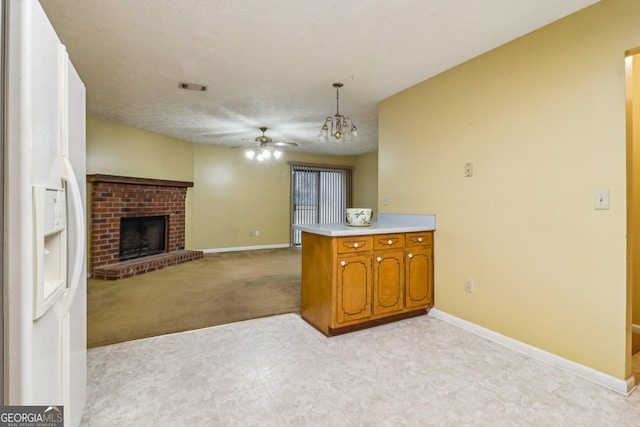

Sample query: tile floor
[81,314,640,426]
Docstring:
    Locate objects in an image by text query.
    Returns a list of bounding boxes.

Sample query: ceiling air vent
[179,82,208,92]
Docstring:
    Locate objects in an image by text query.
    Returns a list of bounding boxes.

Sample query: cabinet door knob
[377,257,382,262]
[387,240,393,245]
[418,237,423,242]
[353,242,359,248]
[340,260,346,266]
[408,253,413,258]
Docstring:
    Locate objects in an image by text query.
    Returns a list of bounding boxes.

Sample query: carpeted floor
[87,247,301,348]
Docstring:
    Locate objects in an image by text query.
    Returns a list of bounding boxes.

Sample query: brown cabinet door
[336,254,372,324]
[405,247,433,309]
[373,250,405,315]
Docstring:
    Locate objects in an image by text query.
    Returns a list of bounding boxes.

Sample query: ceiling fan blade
[231,143,258,149]
[235,128,297,149]
[201,128,254,138]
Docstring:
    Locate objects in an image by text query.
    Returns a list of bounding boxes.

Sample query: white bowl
[346,208,372,225]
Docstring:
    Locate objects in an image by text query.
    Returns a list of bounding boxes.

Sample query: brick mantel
[87,174,201,279]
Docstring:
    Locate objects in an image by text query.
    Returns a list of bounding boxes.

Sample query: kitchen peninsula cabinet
[295,217,435,336]
[405,232,434,309]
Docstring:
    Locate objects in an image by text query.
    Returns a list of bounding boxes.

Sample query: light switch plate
[594,190,609,210]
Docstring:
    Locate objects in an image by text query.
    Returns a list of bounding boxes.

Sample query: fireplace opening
[119,216,167,261]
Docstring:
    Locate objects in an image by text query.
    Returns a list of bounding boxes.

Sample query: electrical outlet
[255,230,260,237]
[465,278,474,293]
[464,163,473,177]
[382,194,390,205]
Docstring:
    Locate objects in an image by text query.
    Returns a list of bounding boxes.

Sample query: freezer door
[5,2,87,427]
[63,55,87,427]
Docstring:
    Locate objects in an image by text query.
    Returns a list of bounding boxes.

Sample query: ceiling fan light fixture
[247,144,276,161]
[319,82,358,142]
[239,127,298,161]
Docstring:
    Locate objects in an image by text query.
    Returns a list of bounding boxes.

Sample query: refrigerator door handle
[59,156,85,314]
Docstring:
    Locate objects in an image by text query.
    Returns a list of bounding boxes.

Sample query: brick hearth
[87,174,202,280]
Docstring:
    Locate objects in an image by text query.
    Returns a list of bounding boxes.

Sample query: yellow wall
[86,116,379,250]
[190,144,357,249]
[353,151,379,212]
[379,0,639,379]
[86,116,194,181]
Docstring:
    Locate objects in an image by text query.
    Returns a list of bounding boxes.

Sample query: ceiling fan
[235,127,298,161]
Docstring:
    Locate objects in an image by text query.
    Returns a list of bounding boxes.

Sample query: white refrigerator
[4,1,87,426]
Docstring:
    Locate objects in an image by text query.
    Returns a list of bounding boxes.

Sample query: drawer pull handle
[418,237,423,242]
[353,242,359,248]
[408,253,413,259]
[340,261,346,266]
[387,240,393,245]
[377,257,382,262]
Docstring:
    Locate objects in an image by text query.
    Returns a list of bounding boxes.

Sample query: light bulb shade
[245,144,287,161]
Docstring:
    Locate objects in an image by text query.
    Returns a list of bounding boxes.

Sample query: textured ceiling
[41,0,599,156]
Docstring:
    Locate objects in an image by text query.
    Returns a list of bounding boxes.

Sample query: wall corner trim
[429,309,636,396]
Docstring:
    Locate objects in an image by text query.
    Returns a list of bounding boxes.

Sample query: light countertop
[293,214,436,237]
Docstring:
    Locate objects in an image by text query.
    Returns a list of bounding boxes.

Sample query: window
[290,162,353,246]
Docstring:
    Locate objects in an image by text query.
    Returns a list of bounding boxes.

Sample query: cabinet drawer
[405,232,433,247]
[337,236,372,254]
[373,233,405,250]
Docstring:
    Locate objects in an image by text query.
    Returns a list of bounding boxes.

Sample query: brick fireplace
[87,174,203,280]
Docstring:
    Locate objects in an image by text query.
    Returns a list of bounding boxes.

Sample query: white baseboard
[633,324,640,335]
[429,308,636,396]
[201,243,291,254]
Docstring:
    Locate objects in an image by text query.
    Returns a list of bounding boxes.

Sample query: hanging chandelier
[318,83,358,142]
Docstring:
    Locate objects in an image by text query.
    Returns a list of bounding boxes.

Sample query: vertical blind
[290,162,353,246]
